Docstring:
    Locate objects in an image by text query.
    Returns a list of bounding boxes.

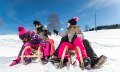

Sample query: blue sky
[0,0,120,34]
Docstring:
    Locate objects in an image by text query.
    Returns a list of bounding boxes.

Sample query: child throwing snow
[56,17,91,69]
[10,26,51,66]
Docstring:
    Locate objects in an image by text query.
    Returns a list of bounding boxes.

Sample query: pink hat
[73,16,79,22]
[18,26,28,35]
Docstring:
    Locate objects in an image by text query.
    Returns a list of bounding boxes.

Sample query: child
[33,20,55,57]
[56,17,91,69]
[53,17,107,69]
[10,26,50,66]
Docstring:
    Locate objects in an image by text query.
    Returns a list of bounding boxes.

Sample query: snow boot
[92,55,107,69]
[24,57,32,65]
[50,56,60,64]
[81,57,91,70]
[10,57,21,66]
[57,58,68,69]
[41,57,49,64]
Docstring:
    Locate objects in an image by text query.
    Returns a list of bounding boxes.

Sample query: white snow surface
[0,29,120,72]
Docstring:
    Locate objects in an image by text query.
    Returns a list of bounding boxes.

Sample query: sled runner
[57,46,85,70]
[57,46,68,68]
[76,46,84,70]
[21,46,43,64]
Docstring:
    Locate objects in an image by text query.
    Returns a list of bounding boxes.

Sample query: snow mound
[0,29,120,72]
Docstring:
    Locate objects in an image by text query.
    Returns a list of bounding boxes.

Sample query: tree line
[84,24,120,31]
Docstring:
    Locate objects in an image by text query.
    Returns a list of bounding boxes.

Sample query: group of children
[10,17,107,70]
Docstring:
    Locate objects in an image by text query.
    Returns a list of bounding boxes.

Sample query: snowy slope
[0,29,120,72]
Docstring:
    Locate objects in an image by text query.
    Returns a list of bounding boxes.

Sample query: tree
[84,24,89,31]
[47,13,61,32]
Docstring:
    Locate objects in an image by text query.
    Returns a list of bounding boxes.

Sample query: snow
[0,29,120,72]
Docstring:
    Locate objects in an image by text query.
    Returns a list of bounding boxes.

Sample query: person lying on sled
[53,17,107,69]
[10,26,51,66]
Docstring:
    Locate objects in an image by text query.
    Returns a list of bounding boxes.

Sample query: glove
[53,29,59,35]
[44,30,51,37]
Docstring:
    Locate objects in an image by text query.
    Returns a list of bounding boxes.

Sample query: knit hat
[68,17,79,25]
[18,26,28,35]
[18,26,29,40]
[33,20,41,25]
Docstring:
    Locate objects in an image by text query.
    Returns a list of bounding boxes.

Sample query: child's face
[22,38,29,42]
[35,24,42,28]
[35,24,40,28]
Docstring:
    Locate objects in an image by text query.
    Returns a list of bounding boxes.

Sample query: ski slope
[0,29,120,72]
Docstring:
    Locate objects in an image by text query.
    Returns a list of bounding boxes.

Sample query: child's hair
[67,25,82,35]
[33,20,42,26]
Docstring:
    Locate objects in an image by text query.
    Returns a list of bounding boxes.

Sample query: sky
[0,0,120,34]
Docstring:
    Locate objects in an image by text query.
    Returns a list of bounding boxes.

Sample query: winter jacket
[35,25,51,40]
[22,31,51,57]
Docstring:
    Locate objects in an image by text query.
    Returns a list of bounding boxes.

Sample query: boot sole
[93,55,107,69]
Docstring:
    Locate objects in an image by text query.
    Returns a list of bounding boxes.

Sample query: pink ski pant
[58,37,88,62]
[23,42,50,57]
[42,42,50,57]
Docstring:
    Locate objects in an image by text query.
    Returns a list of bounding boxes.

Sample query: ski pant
[54,36,98,60]
[53,36,69,56]
[42,41,51,57]
[18,41,51,58]
[58,37,88,62]
[83,39,98,60]
[47,39,55,56]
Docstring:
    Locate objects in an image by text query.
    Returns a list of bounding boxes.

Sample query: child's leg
[74,37,91,69]
[53,36,69,57]
[58,42,74,59]
[47,39,55,56]
[83,39,98,59]
[24,46,31,56]
[43,42,51,58]
[74,37,88,60]
[23,46,32,64]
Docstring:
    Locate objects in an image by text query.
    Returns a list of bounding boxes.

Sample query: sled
[21,46,43,64]
[57,46,84,70]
